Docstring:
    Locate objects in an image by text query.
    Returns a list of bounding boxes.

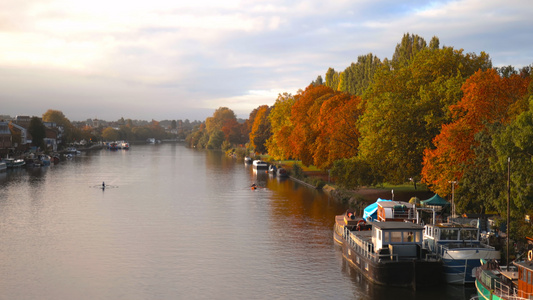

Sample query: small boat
[66,147,81,155]
[335,200,444,289]
[252,160,268,170]
[0,160,6,172]
[277,168,288,177]
[121,141,130,150]
[424,222,501,284]
[268,164,277,174]
[474,257,533,299]
[5,158,25,168]
[244,157,252,164]
[39,154,51,166]
[107,142,118,150]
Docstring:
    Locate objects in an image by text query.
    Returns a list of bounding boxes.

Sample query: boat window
[441,229,459,240]
[391,231,402,243]
[460,229,476,240]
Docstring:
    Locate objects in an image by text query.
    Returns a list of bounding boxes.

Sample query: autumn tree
[42,109,77,143]
[290,85,335,165]
[249,105,271,154]
[422,69,530,197]
[313,92,363,169]
[102,127,120,141]
[358,44,492,184]
[266,93,296,160]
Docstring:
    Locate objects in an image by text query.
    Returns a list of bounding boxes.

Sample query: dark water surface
[0,144,475,299]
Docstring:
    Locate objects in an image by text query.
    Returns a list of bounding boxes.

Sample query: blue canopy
[363,198,392,221]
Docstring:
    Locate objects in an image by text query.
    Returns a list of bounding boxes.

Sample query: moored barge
[335,201,444,289]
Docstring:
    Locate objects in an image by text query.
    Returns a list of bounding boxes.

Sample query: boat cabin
[377,201,417,222]
[372,222,424,259]
[425,223,479,242]
[514,252,533,298]
[424,223,481,252]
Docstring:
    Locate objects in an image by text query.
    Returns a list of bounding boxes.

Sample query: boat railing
[475,266,527,300]
[344,228,380,262]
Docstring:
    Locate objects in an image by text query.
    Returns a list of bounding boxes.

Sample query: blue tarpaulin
[363,198,392,221]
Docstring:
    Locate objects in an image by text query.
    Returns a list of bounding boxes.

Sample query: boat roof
[372,221,423,231]
[378,201,414,209]
[514,260,533,272]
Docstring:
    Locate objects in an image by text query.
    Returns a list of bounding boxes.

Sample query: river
[0,144,475,299]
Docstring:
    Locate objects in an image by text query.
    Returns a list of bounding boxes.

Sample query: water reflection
[0,146,475,300]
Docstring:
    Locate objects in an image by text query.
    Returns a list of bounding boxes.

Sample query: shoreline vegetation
[235,150,434,213]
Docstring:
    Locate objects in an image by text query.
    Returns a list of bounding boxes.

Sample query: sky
[1,0,532,122]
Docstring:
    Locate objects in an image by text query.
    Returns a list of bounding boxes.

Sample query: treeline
[30,110,199,148]
[187,33,533,236]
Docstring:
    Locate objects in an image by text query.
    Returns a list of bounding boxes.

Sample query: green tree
[391,33,427,69]
[338,53,382,96]
[359,45,492,184]
[207,130,225,149]
[325,68,340,91]
[28,117,46,150]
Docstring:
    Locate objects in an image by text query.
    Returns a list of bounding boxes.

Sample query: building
[0,122,12,157]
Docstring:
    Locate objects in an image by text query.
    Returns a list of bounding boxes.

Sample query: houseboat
[474,256,533,300]
[252,160,268,170]
[335,200,444,288]
[424,222,500,284]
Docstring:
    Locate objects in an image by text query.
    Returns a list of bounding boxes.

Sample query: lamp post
[507,157,510,267]
[448,180,457,220]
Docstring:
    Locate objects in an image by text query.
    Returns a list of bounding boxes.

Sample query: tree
[313,92,363,169]
[290,85,335,165]
[359,45,492,184]
[391,33,427,69]
[28,117,46,150]
[249,105,271,154]
[41,109,81,143]
[102,127,120,141]
[422,69,530,196]
[266,93,296,160]
[325,68,340,91]
[337,53,382,96]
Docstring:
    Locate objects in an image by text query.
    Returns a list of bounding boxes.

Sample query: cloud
[0,0,532,121]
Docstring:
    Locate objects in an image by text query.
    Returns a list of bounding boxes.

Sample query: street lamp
[448,180,457,220]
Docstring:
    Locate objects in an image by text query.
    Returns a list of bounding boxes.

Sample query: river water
[0,144,475,300]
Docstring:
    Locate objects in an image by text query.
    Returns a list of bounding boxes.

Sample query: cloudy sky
[1,0,532,121]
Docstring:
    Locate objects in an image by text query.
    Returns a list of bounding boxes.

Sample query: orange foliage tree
[313,92,363,169]
[289,85,335,165]
[422,69,531,196]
